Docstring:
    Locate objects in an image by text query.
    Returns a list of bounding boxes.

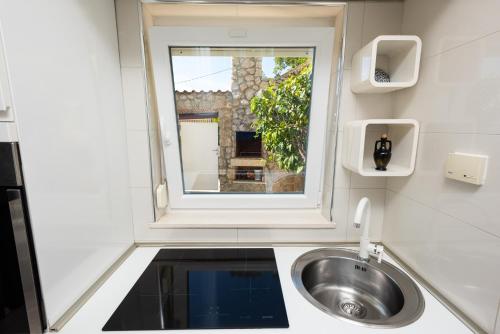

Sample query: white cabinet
[342,119,419,176]
[0,24,14,121]
[351,35,422,94]
[0,0,134,326]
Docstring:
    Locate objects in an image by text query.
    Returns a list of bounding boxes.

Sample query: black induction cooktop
[103,248,289,331]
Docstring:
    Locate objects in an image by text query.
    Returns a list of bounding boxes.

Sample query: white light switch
[445,152,488,185]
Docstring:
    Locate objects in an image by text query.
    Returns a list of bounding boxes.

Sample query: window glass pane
[170,47,315,194]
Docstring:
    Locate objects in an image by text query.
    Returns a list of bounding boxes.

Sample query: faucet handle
[374,245,384,263]
[367,243,385,263]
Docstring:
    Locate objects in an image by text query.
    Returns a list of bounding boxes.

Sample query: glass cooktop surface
[103,248,289,331]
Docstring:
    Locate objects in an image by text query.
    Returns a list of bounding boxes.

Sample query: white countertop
[57,246,472,334]
[0,122,18,142]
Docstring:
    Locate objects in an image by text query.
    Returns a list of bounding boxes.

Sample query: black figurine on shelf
[374,133,392,171]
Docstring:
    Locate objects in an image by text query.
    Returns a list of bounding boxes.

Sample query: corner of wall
[332,0,403,242]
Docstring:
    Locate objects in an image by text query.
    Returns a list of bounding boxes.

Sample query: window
[171,46,314,195]
[149,27,334,209]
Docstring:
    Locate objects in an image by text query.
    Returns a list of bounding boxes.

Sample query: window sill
[150,209,335,229]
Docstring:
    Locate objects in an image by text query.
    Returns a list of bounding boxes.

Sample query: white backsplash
[383,0,500,332]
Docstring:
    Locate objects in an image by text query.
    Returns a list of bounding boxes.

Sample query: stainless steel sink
[291,248,425,328]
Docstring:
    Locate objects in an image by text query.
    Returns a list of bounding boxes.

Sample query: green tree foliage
[273,56,310,75]
[250,57,312,173]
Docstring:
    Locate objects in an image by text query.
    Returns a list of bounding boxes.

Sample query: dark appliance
[0,142,45,333]
[235,131,262,157]
[103,248,289,331]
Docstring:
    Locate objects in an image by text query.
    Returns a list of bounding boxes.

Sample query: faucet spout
[353,197,384,263]
[354,197,371,239]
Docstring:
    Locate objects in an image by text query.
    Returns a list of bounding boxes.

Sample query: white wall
[0,0,134,326]
[116,0,159,241]
[332,1,403,241]
[382,1,500,332]
[115,0,403,242]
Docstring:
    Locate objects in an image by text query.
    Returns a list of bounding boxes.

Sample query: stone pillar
[231,57,262,132]
[218,57,265,192]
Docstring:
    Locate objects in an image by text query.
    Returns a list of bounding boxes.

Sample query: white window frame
[149,26,334,209]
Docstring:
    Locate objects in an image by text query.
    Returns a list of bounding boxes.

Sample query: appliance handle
[8,189,43,333]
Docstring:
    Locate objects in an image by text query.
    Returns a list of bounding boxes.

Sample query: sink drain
[339,300,367,319]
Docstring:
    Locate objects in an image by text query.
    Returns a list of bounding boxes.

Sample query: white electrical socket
[445,152,488,186]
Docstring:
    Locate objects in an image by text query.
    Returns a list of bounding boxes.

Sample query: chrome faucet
[354,197,384,263]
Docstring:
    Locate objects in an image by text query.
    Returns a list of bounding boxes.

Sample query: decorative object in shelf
[374,134,392,171]
[342,119,419,177]
[374,68,390,83]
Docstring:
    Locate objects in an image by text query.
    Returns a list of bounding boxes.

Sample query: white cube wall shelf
[342,119,419,177]
[351,35,422,94]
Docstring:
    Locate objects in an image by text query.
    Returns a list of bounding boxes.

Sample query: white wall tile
[126,130,152,187]
[331,187,349,240]
[134,228,238,243]
[337,70,357,130]
[321,129,339,195]
[115,0,143,67]
[388,132,500,238]
[344,1,403,71]
[321,141,335,218]
[116,0,161,229]
[131,187,154,226]
[148,128,164,191]
[355,92,393,120]
[347,188,385,241]
[333,132,352,189]
[339,59,394,131]
[321,181,333,220]
[343,2,364,70]
[236,228,345,243]
[121,67,148,131]
[350,174,386,189]
[394,31,500,135]
[383,190,500,333]
[361,1,403,45]
[402,0,500,59]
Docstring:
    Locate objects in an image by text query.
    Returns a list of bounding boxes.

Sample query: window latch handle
[163,132,173,146]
